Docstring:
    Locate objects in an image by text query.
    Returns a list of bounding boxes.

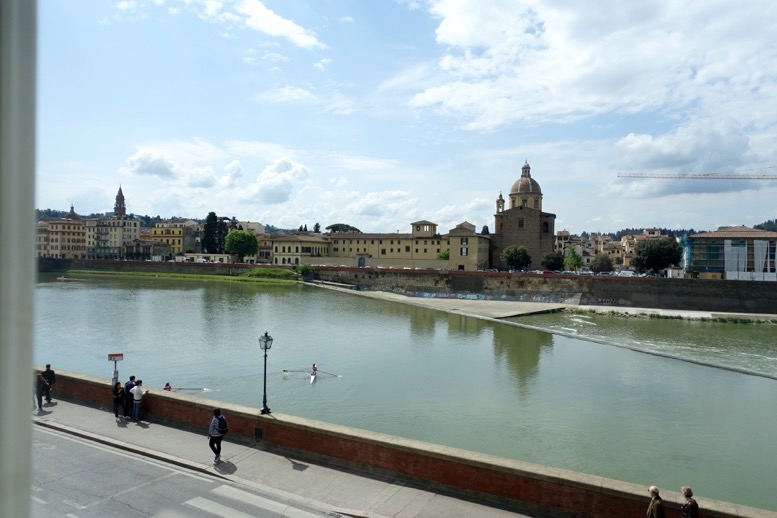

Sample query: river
[34,273,777,511]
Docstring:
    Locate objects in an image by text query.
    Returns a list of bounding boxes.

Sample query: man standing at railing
[42,364,56,403]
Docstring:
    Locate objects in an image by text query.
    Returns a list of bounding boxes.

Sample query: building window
[415,249,418,253]
[405,246,410,252]
[461,247,469,256]
[518,219,524,228]
[381,249,386,255]
[461,237,468,245]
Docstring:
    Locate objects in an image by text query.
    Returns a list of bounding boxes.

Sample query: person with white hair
[647,486,665,518]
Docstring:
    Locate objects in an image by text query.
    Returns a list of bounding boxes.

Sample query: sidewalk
[32,399,529,518]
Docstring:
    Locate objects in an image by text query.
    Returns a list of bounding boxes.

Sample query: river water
[34,273,777,511]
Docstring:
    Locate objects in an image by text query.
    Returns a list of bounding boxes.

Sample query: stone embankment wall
[313,268,777,314]
[44,369,769,518]
[40,258,777,314]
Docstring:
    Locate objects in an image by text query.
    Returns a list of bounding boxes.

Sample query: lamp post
[259,331,273,415]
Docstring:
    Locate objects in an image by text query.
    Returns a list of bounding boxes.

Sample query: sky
[36,0,777,235]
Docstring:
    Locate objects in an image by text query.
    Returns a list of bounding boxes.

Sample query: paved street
[33,400,530,518]
[32,427,323,518]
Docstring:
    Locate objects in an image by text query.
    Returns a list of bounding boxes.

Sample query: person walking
[33,373,49,411]
[129,379,148,421]
[112,381,125,421]
[123,376,136,418]
[42,364,56,403]
[681,486,700,518]
[207,408,228,463]
[647,486,666,518]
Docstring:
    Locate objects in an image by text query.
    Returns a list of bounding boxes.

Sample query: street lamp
[259,331,274,415]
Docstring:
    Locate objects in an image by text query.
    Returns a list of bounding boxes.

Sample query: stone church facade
[490,161,556,270]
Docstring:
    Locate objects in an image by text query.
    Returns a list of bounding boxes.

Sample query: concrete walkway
[33,400,529,518]
[313,284,777,322]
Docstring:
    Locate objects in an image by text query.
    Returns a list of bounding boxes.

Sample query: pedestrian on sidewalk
[123,376,136,418]
[112,381,125,421]
[207,408,228,463]
[33,373,49,411]
[646,485,666,518]
[129,379,148,421]
[42,364,56,403]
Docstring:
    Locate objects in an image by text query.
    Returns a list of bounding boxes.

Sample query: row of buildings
[36,164,777,279]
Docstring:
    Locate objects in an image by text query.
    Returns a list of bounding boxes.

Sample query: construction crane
[618,166,777,180]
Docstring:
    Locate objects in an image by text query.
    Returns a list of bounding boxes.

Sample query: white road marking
[185,496,256,518]
[211,485,322,517]
[30,496,47,504]
[36,427,214,482]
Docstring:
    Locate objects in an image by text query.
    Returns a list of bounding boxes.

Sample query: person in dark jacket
[34,373,49,411]
[123,376,136,418]
[112,381,125,421]
[681,486,700,518]
[647,486,665,518]
[42,364,56,403]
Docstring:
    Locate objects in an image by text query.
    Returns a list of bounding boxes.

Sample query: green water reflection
[33,274,777,511]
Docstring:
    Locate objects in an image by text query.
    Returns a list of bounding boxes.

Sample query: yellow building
[272,233,330,265]
[35,206,86,259]
[152,221,184,255]
[272,220,490,271]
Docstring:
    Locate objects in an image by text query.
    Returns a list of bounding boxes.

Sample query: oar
[319,370,343,378]
[283,369,308,373]
[174,387,208,391]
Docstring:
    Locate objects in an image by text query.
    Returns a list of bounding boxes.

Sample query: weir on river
[34,273,777,512]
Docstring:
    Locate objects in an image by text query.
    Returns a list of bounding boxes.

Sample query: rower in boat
[310,363,318,384]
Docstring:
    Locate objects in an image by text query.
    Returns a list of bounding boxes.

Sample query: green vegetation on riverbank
[65,268,299,285]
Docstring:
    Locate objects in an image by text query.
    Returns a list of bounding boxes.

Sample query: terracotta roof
[690,226,777,239]
[328,232,415,240]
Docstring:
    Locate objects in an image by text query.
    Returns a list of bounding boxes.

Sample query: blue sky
[37,0,777,234]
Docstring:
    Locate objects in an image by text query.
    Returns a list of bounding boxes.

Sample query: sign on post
[108,353,124,385]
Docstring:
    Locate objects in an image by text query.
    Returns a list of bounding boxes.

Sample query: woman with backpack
[207,407,228,463]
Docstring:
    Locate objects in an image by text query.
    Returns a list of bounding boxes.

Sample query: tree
[590,253,614,273]
[631,238,682,274]
[326,223,361,233]
[437,249,450,260]
[201,212,218,253]
[541,252,564,271]
[564,247,583,271]
[481,225,490,235]
[500,245,531,271]
[313,223,321,233]
[202,212,228,253]
[224,229,259,262]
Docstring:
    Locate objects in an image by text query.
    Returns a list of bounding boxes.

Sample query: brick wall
[43,369,768,518]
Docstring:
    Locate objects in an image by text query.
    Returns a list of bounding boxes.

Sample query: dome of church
[510,161,541,195]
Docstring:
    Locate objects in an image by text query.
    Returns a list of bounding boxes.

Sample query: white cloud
[126,149,177,178]
[314,58,332,71]
[186,166,217,188]
[244,157,309,204]
[410,0,777,130]
[321,98,356,115]
[340,16,354,23]
[115,1,138,11]
[236,0,327,49]
[256,85,316,102]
